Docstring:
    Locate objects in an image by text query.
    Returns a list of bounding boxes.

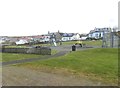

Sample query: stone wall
[2,47,51,55]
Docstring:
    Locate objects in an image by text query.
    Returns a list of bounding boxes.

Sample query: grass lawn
[83,40,102,46]
[61,40,102,46]
[1,49,57,62]
[0,53,2,62]
[2,53,43,62]
[5,45,28,48]
[16,48,118,85]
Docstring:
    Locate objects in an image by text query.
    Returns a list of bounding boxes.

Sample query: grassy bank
[1,49,57,62]
[2,53,43,62]
[0,53,2,62]
[62,40,102,46]
[83,40,102,46]
[16,48,118,85]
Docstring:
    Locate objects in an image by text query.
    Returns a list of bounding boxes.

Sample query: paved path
[2,51,68,66]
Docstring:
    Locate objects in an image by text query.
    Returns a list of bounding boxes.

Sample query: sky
[0,0,119,36]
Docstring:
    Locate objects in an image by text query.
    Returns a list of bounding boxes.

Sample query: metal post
[111,32,114,48]
[118,31,120,47]
[102,31,106,48]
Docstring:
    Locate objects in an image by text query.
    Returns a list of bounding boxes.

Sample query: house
[61,33,74,41]
[26,35,49,43]
[47,30,81,42]
[0,36,9,44]
[42,35,51,43]
[71,33,80,40]
[32,35,44,43]
[0,36,18,45]
[61,33,80,41]
[80,36,87,40]
[88,27,112,39]
[0,37,6,44]
[48,31,63,42]
[16,39,28,45]
[79,34,88,40]
[14,36,33,45]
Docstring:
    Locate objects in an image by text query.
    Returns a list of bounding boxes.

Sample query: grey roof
[62,33,74,37]
[89,28,112,34]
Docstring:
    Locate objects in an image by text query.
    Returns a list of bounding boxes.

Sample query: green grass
[62,40,102,46]
[0,53,2,62]
[62,41,76,45]
[83,40,102,46]
[2,53,43,62]
[51,50,58,55]
[16,48,118,84]
[5,45,28,48]
[1,49,57,62]
[34,43,51,47]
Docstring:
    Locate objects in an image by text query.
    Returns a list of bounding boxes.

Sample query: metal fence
[102,32,119,48]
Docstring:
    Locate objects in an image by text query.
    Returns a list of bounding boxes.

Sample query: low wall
[2,47,51,55]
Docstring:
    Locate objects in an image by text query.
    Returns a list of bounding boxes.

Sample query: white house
[61,33,80,41]
[0,39,5,44]
[88,27,111,39]
[0,37,9,44]
[88,31,103,39]
[16,39,28,45]
[42,35,51,42]
[80,36,87,40]
[71,33,80,40]
[61,33,73,41]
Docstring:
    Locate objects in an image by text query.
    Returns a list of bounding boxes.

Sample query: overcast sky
[0,0,119,36]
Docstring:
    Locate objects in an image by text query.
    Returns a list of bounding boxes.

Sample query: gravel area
[0,67,2,87]
[2,66,107,86]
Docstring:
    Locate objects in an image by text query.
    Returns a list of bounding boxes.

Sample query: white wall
[16,40,28,45]
[72,34,80,40]
[62,37,71,41]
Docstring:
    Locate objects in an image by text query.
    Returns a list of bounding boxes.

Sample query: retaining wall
[2,47,51,55]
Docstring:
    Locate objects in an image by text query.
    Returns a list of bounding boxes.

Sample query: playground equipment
[49,33,57,47]
[75,40,83,47]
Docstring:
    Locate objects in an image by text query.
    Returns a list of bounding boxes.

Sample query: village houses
[0,27,119,45]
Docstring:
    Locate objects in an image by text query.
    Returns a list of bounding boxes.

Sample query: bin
[72,45,76,51]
